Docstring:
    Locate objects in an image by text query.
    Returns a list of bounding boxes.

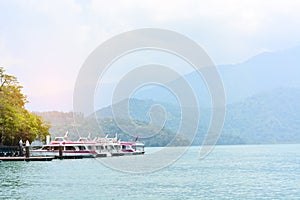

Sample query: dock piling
[58,144,63,159]
[25,146,30,158]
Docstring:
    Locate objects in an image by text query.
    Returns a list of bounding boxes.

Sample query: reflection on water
[0,144,299,199]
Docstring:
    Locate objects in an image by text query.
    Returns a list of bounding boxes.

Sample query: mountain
[36,110,190,147]
[219,45,300,103]
[95,87,300,145]
[36,87,300,146]
[223,87,300,144]
[37,45,300,146]
[133,45,300,105]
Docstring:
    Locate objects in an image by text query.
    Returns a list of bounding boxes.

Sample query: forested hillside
[36,111,190,147]
[96,88,300,145]
[38,87,300,146]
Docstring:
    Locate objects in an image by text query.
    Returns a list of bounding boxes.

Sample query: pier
[0,156,54,162]
[0,145,54,162]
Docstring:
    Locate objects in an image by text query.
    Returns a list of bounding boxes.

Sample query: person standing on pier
[19,139,23,156]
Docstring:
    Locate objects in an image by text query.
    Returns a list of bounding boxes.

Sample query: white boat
[30,136,98,158]
[93,135,145,156]
[30,134,145,158]
[94,136,122,157]
[119,141,145,155]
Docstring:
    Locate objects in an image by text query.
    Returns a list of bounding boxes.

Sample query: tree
[0,67,50,146]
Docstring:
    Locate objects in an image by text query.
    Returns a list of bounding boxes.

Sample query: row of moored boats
[30,134,145,158]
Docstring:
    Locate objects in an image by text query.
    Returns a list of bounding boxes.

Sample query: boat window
[53,146,59,150]
[42,146,50,150]
[87,146,94,150]
[122,145,133,150]
[66,146,76,150]
[78,146,86,150]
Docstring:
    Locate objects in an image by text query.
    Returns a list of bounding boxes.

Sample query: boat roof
[50,136,96,145]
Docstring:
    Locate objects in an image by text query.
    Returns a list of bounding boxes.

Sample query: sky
[0,0,300,112]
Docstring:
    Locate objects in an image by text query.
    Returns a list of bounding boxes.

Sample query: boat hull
[30,150,97,158]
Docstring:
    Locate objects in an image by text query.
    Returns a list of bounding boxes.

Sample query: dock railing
[0,146,20,157]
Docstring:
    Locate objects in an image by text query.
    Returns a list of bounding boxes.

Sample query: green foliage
[96,117,190,147]
[36,87,300,146]
[0,67,50,145]
[36,111,190,147]
[95,95,300,145]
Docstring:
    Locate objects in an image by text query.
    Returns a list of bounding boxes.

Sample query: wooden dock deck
[0,156,54,162]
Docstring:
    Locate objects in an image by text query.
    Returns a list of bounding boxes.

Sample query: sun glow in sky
[1,0,300,111]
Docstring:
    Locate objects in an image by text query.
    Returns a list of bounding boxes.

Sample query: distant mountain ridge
[37,45,300,146]
[95,87,300,145]
[133,45,300,106]
[223,87,300,144]
[37,89,300,146]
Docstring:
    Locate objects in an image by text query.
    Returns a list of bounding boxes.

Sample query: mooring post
[59,144,63,159]
[20,146,23,157]
[25,146,30,158]
[25,140,30,158]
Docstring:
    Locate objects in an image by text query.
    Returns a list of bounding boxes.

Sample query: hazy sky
[1,0,300,111]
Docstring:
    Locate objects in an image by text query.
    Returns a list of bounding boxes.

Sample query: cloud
[1,0,300,111]
[85,0,300,64]
[87,0,300,33]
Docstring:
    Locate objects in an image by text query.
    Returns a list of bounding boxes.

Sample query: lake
[0,144,299,199]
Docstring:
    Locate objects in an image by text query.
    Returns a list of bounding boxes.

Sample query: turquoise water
[1,144,300,199]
